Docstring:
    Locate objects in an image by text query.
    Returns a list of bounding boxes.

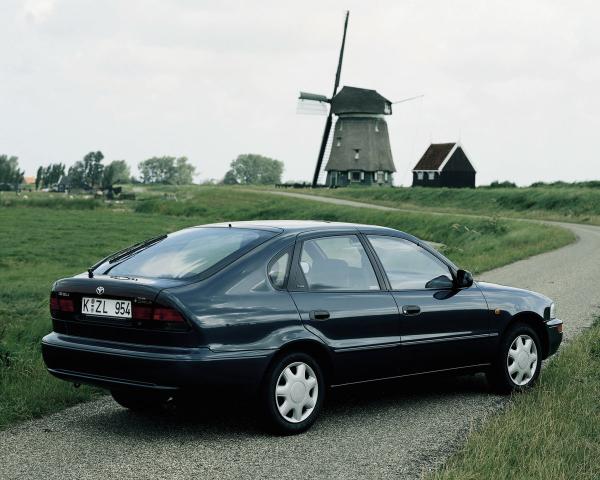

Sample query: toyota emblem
[96,286,104,295]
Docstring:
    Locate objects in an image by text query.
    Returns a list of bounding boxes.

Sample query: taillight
[59,298,74,312]
[50,296,60,313]
[152,307,184,323]
[50,294,74,314]
[132,305,153,320]
[132,304,185,323]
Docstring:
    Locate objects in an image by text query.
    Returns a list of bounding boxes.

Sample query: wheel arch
[268,340,334,386]
[506,311,549,359]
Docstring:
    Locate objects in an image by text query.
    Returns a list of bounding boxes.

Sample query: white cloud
[23,0,56,24]
[1,0,599,185]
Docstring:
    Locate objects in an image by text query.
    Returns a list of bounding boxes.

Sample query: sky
[1,0,599,186]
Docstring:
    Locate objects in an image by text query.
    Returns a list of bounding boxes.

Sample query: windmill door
[330,171,338,187]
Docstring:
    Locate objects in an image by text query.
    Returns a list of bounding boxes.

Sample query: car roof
[201,220,403,235]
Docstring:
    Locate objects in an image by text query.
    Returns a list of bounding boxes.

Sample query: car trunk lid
[51,274,203,347]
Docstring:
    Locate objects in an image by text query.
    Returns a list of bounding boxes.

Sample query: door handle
[402,305,421,315]
[310,310,330,321]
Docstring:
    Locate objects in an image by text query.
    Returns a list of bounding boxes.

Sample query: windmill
[298,11,422,187]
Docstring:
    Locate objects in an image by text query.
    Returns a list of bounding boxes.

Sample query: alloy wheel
[507,334,538,386]
[275,361,319,423]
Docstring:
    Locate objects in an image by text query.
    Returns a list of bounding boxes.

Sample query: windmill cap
[331,86,392,115]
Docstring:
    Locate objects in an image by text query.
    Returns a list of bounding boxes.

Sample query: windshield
[105,227,275,279]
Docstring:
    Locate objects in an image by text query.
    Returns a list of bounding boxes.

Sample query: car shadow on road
[75,372,501,440]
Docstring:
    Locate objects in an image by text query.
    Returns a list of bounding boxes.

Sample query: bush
[487,180,517,188]
[0,195,102,210]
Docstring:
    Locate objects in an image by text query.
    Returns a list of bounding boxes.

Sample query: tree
[83,151,104,188]
[49,163,66,185]
[172,157,195,185]
[37,163,65,188]
[68,161,86,188]
[138,156,195,184]
[102,160,131,188]
[488,180,517,189]
[35,166,43,190]
[222,170,238,185]
[138,157,174,184]
[224,154,283,185]
[0,155,24,188]
[68,151,104,189]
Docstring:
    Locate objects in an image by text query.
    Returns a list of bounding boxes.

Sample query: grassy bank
[300,186,600,225]
[0,187,574,429]
[132,188,575,273]
[430,319,600,480]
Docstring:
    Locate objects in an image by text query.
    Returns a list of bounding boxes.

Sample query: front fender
[476,282,554,352]
[476,281,551,318]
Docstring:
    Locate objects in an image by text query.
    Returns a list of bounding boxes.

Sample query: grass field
[0,187,574,429]
[299,185,600,225]
[429,318,600,480]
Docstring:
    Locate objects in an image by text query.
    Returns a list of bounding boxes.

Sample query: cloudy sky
[1,0,598,185]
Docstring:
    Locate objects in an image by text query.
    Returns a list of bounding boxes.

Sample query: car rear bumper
[545,318,563,357]
[41,332,273,391]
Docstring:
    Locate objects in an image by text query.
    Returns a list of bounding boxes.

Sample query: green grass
[131,188,575,273]
[429,319,600,480]
[0,208,194,430]
[0,187,574,429]
[298,186,600,225]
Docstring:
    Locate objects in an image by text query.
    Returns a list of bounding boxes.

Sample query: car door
[365,234,492,374]
[288,232,400,384]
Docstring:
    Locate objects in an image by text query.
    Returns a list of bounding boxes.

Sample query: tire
[487,323,542,394]
[111,388,170,412]
[261,352,325,435]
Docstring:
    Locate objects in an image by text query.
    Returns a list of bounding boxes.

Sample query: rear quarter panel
[166,236,320,353]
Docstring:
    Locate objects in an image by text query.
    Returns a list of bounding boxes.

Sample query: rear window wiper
[108,234,168,264]
[87,234,167,278]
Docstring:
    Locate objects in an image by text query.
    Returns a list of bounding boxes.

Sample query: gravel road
[2,193,599,480]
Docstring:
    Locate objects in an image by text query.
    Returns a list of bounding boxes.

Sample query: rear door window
[106,227,276,279]
[268,251,290,289]
[299,235,380,291]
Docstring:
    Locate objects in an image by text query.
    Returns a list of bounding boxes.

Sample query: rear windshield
[105,227,275,279]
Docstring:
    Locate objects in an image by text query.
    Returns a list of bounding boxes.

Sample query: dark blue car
[42,221,562,434]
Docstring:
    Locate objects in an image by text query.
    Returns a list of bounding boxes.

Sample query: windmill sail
[299,92,329,102]
[311,10,349,187]
[297,94,329,115]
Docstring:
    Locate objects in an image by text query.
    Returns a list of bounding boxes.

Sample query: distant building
[412,142,476,188]
[324,86,396,187]
[23,176,36,185]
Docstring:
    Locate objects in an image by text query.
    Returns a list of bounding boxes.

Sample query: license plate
[81,297,131,318]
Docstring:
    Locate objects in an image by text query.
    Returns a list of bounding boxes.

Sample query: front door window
[367,236,451,290]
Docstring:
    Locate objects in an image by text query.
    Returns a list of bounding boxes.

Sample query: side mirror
[456,269,474,288]
[425,275,454,290]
